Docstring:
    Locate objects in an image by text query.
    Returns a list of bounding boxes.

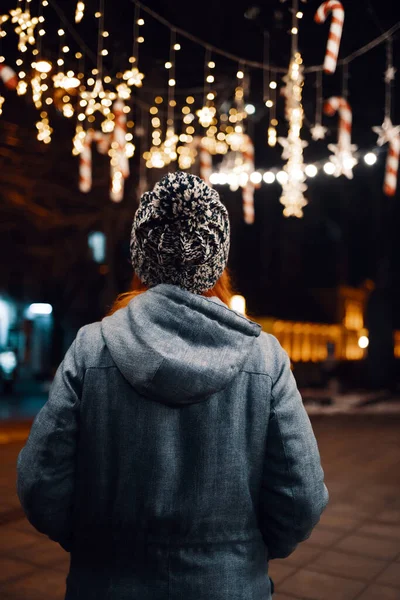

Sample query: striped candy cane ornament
[79,130,109,193]
[110,100,130,203]
[324,96,357,179]
[242,134,255,225]
[315,1,345,74]
[0,64,18,90]
[384,134,400,196]
[324,96,351,147]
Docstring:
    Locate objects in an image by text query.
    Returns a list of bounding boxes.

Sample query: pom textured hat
[130,172,230,294]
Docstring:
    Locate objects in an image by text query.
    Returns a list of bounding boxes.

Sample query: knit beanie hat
[130,171,230,294]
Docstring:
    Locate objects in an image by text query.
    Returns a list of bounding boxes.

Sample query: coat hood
[101,284,261,406]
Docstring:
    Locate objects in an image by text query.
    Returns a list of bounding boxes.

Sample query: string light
[268,126,277,147]
[323,162,336,175]
[35,59,52,73]
[278,52,308,218]
[10,7,39,52]
[364,152,377,165]
[75,2,85,23]
[263,171,275,184]
[305,164,318,177]
[36,111,53,143]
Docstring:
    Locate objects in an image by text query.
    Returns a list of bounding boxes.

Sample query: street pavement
[0,415,400,599]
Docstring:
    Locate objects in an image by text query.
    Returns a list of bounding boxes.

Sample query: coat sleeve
[16,338,82,549]
[259,339,329,559]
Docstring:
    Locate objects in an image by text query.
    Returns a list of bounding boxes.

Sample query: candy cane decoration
[315,1,345,74]
[373,118,400,197]
[324,96,357,179]
[0,64,18,90]
[242,134,255,224]
[110,100,129,202]
[79,130,109,193]
[384,134,400,196]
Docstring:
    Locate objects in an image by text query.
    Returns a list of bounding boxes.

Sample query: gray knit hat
[130,171,230,294]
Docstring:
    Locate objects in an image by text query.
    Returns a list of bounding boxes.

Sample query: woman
[17,172,328,600]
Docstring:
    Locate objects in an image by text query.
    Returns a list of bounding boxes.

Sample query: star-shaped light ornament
[197,105,216,128]
[80,79,117,118]
[116,83,131,100]
[310,123,328,141]
[373,117,400,146]
[384,67,397,83]
[10,7,39,52]
[327,143,358,179]
[122,67,144,88]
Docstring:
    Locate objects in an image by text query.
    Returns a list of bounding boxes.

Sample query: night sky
[1,0,400,332]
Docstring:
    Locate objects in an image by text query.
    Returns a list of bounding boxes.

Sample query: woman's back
[17,173,328,600]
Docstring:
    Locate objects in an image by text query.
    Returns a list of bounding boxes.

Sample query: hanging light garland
[121,5,144,90]
[0,15,9,65]
[373,38,400,196]
[197,50,216,128]
[0,0,398,215]
[310,70,328,140]
[145,30,178,168]
[278,2,308,218]
[10,6,39,53]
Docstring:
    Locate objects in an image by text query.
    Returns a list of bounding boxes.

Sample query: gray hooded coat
[17,284,328,600]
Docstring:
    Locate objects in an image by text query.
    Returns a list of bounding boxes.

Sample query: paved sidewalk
[0,415,399,599]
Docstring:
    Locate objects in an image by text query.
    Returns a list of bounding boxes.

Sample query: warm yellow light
[168,78,176,86]
[174,43,181,50]
[137,18,145,25]
[291,27,298,34]
[35,59,52,73]
[101,49,108,56]
[236,70,244,79]
[269,81,277,89]
[58,28,65,36]
[250,172,262,184]
[296,11,303,18]
[323,162,336,175]
[186,96,195,104]
[165,61,172,69]
[230,295,246,315]
[358,336,369,349]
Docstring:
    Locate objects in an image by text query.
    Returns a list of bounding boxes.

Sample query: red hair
[108,270,234,316]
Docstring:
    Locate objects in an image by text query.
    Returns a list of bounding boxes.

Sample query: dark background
[1,0,400,364]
